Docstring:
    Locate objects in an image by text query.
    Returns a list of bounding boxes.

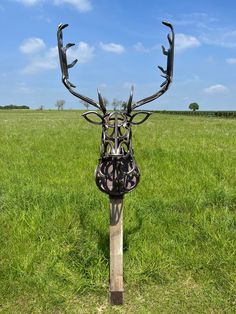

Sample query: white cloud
[15,0,92,12]
[105,35,200,56]
[100,42,125,54]
[226,58,236,65]
[160,12,236,49]
[53,0,92,12]
[134,42,150,53]
[201,29,236,48]
[203,84,228,94]
[19,37,46,54]
[67,42,94,63]
[175,33,201,52]
[16,0,40,5]
[168,12,217,28]
[21,47,58,74]
[21,41,94,74]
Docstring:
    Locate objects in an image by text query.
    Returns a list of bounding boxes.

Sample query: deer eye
[129,111,152,125]
[82,111,104,125]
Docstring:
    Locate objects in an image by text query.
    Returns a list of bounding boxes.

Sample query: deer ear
[82,111,104,125]
[129,111,152,125]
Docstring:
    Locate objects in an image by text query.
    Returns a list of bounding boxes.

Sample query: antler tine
[126,85,134,115]
[57,23,106,113]
[132,21,174,110]
[97,89,106,113]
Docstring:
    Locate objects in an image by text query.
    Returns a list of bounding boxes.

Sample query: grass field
[0,110,235,313]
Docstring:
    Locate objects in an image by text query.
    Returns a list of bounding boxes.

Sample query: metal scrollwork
[57,21,175,197]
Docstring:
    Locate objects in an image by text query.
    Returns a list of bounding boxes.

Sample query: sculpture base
[109,197,124,305]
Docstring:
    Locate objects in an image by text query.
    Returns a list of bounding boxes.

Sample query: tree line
[156,110,236,118]
[80,99,201,112]
[0,105,30,109]
[79,98,128,111]
[50,99,234,116]
[0,101,199,111]
[54,98,130,111]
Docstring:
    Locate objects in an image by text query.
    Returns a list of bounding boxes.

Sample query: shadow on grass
[96,213,143,261]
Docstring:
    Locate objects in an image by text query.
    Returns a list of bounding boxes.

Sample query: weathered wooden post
[57,21,174,305]
[109,196,124,304]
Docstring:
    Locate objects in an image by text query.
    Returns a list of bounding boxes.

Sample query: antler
[127,21,174,114]
[57,23,106,113]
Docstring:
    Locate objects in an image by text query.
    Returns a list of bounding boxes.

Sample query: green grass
[0,110,235,313]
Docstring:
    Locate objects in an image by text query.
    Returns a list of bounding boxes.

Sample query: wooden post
[109,196,124,305]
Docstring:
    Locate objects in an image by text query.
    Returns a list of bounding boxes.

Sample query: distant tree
[38,105,44,111]
[55,99,65,110]
[80,97,108,110]
[0,104,30,110]
[19,105,30,109]
[112,98,122,111]
[121,101,127,111]
[103,97,109,108]
[80,99,90,110]
[111,98,118,110]
[189,102,199,112]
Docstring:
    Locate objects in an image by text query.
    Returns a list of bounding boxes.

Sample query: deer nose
[104,112,129,158]
[110,147,123,157]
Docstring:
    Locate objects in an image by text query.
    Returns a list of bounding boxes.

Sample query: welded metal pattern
[57,21,174,197]
[95,112,140,196]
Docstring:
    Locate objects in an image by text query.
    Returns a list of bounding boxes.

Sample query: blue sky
[1,0,236,110]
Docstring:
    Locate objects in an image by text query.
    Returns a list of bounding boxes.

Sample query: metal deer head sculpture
[57,22,174,198]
